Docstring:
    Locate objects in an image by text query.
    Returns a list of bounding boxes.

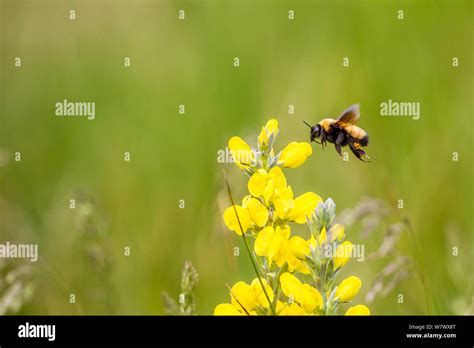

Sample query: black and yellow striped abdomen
[344,125,369,146]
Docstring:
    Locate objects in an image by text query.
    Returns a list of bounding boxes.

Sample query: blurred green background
[0,0,472,315]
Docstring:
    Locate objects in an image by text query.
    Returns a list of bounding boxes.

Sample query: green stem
[252,249,267,277]
[319,262,328,314]
[223,171,276,315]
[272,263,287,308]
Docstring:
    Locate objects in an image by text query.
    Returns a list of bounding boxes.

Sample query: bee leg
[348,142,368,162]
[335,132,344,157]
[351,142,372,160]
[356,147,372,160]
[320,132,326,148]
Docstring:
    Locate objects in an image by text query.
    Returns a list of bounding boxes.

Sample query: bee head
[303,121,322,143]
[310,124,321,142]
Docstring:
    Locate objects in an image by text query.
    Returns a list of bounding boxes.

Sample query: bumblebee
[304,104,371,161]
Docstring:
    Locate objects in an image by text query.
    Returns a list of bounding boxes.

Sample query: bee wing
[336,103,360,126]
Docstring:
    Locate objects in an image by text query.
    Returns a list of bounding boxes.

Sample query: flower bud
[278,142,312,168]
[335,276,362,302]
[229,136,253,170]
[345,304,370,316]
[258,119,279,150]
[333,241,353,269]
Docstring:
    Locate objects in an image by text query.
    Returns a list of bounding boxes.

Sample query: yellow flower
[287,236,310,274]
[280,272,323,313]
[254,226,290,267]
[272,185,294,217]
[254,226,309,273]
[289,236,310,260]
[310,224,345,249]
[230,281,256,311]
[255,226,276,256]
[335,276,362,302]
[250,278,274,308]
[317,223,345,245]
[223,205,251,235]
[276,301,307,315]
[299,284,323,313]
[247,167,287,202]
[258,119,279,149]
[229,136,254,170]
[214,303,246,316]
[333,241,353,269]
[278,142,312,168]
[229,279,274,313]
[308,234,317,251]
[345,305,370,316]
[280,272,302,300]
[273,188,322,224]
[317,226,327,246]
[290,192,322,223]
[329,223,345,241]
[242,196,268,227]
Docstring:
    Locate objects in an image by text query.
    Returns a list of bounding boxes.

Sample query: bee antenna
[302,121,312,129]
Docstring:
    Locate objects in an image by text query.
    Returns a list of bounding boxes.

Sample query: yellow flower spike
[251,278,274,308]
[335,276,362,303]
[223,205,251,235]
[345,305,371,316]
[220,121,367,317]
[254,226,275,256]
[229,136,253,170]
[244,197,269,227]
[258,119,279,149]
[230,281,257,312]
[290,192,322,224]
[214,303,245,316]
[333,241,353,269]
[278,142,313,168]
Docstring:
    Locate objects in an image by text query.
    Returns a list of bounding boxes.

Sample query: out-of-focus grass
[0,0,472,314]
